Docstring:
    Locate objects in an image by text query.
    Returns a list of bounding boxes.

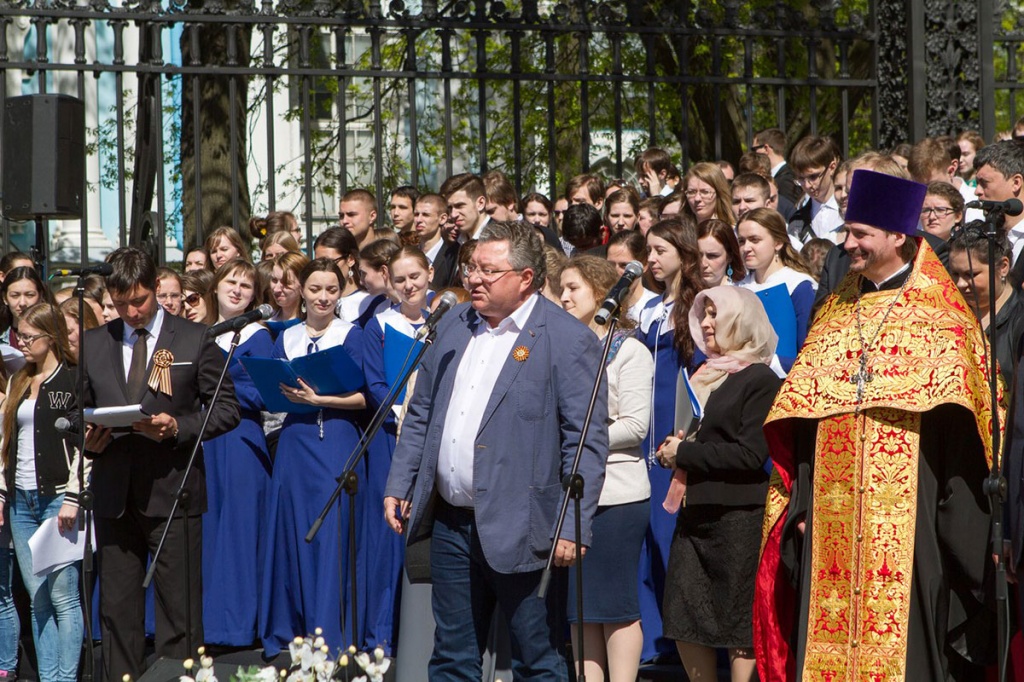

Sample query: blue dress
[259,319,366,656]
[738,267,817,372]
[202,322,274,645]
[636,295,705,661]
[360,304,426,654]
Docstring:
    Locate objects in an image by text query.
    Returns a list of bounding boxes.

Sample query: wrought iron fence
[0,0,884,266]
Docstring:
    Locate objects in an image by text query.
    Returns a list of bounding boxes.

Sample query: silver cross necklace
[851,277,908,408]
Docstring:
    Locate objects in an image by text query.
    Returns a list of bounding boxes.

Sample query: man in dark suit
[384,220,608,681]
[82,247,240,682]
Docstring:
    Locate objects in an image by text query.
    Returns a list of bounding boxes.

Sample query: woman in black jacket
[657,285,781,682]
[0,302,86,682]
[948,228,1024,390]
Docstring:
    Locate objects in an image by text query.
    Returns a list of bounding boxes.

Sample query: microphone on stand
[415,291,460,340]
[966,198,1024,216]
[49,263,114,279]
[594,261,644,325]
[207,304,274,336]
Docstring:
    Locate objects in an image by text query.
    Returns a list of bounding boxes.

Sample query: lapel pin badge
[512,345,530,362]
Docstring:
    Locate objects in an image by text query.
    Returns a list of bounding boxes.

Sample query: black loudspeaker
[2,94,85,220]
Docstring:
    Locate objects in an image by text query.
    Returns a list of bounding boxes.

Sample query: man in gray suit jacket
[384,220,608,681]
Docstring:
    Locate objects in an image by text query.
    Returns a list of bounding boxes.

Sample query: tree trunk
[179,4,253,252]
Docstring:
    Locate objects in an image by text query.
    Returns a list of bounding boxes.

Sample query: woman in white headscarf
[656,285,781,682]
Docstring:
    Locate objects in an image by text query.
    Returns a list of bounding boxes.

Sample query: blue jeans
[9,489,84,682]
[0,508,19,676]
[429,501,568,682]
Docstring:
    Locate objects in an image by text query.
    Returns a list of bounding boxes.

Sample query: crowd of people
[0,122,1020,682]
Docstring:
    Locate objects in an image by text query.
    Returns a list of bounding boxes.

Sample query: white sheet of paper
[84,405,147,428]
[28,515,94,576]
[1,344,25,376]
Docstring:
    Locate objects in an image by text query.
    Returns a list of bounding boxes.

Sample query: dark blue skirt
[568,498,650,623]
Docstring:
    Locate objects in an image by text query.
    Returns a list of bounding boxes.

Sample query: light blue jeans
[0,509,19,676]
[9,489,84,682]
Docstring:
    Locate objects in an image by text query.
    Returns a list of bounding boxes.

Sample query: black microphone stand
[305,325,438,647]
[143,327,242,657]
[538,315,618,682]
[74,273,96,682]
[963,210,1011,682]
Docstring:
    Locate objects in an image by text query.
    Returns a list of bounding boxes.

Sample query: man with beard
[754,169,997,681]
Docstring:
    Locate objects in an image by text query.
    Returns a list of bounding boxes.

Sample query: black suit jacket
[430,240,462,290]
[535,224,562,250]
[776,193,797,221]
[82,312,240,518]
[774,163,803,205]
[1012,249,1024,292]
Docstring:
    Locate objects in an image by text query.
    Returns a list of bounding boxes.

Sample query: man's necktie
[127,328,149,402]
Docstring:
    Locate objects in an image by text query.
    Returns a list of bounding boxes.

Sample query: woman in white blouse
[559,255,653,682]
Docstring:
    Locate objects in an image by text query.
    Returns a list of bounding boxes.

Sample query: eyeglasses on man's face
[795,169,829,186]
[461,263,521,283]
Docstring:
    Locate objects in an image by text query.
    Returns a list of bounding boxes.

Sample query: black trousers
[96,505,203,682]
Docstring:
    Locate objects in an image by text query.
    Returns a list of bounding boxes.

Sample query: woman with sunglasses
[259,258,367,656]
[202,259,275,647]
[180,270,215,326]
[0,303,86,682]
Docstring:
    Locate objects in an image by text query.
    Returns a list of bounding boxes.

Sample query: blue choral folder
[241,345,364,414]
[756,284,797,361]
[383,328,424,406]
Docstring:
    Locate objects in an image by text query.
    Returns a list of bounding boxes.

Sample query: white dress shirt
[423,238,444,265]
[789,195,844,251]
[458,215,491,245]
[1008,221,1024,265]
[121,306,165,378]
[436,293,540,507]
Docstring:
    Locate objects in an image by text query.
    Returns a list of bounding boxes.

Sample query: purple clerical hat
[844,169,927,236]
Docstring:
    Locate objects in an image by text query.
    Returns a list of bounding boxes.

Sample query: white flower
[253,666,279,682]
[194,655,217,682]
[353,649,391,682]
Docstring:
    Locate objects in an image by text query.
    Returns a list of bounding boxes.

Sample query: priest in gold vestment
[753,169,999,682]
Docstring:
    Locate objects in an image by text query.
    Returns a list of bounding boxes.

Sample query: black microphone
[416,291,459,340]
[49,263,114,279]
[594,261,644,325]
[966,198,1024,216]
[208,303,274,336]
[55,417,79,437]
